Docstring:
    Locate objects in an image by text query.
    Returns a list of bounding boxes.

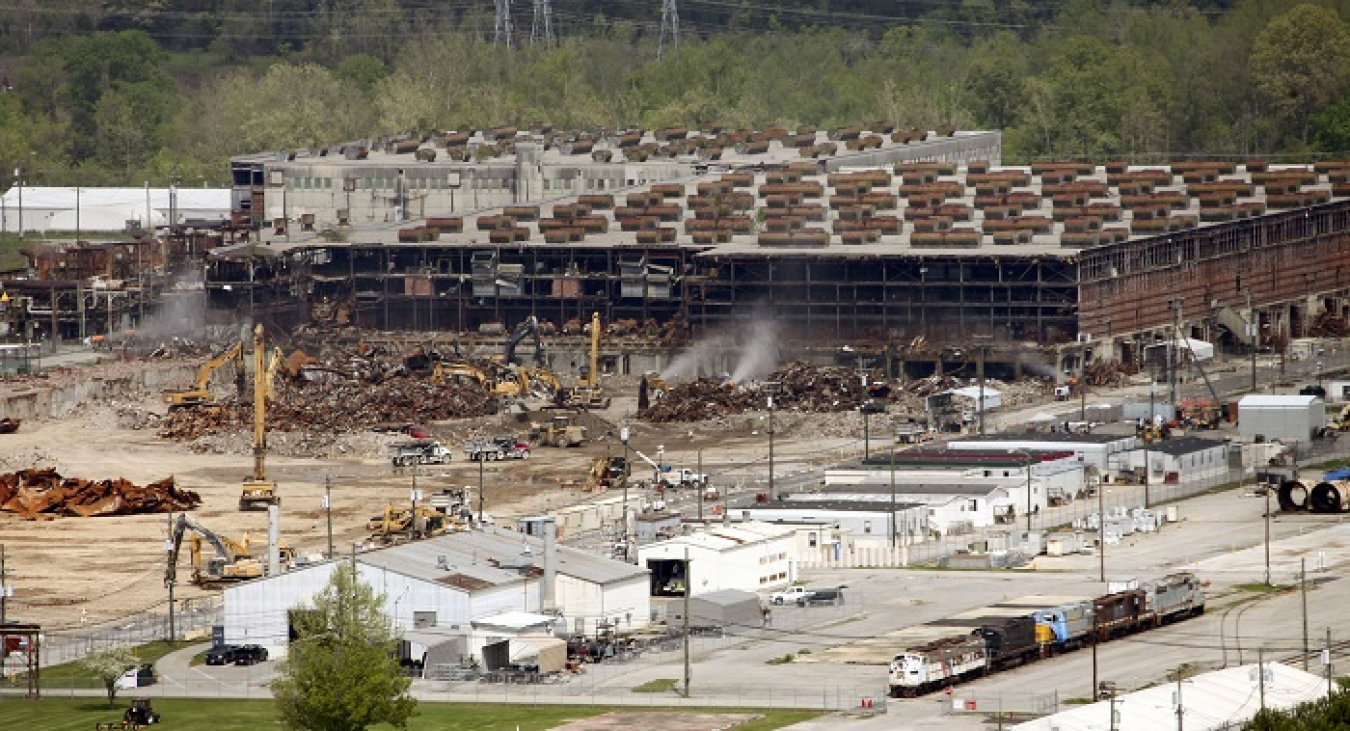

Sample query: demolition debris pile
[642,364,1055,423]
[0,467,199,519]
[158,364,496,441]
[641,362,872,422]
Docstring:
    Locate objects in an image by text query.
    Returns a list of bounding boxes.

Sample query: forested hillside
[0,0,1347,189]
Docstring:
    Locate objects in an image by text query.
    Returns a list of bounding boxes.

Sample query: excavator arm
[162,341,244,407]
[503,316,539,366]
[432,362,490,387]
[166,513,240,586]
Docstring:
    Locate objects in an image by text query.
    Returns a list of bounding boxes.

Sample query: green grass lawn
[0,697,821,730]
[35,641,184,689]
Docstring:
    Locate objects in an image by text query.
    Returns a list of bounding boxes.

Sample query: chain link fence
[35,597,221,669]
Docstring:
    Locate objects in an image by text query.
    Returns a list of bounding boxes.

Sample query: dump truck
[389,440,454,466]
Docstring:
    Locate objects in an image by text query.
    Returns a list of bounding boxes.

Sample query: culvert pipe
[1309,480,1350,514]
[1277,479,1310,512]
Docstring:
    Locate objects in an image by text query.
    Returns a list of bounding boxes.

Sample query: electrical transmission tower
[495,0,515,49]
[531,0,555,46]
[659,0,679,58]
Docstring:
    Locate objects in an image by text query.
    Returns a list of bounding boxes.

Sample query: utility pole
[767,393,776,500]
[1098,471,1106,583]
[659,0,680,59]
[1248,292,1258,392]
[324,476,334,559]
[0,543,7,680]
[166,511,176,644]
[1145,375,1155,509]
[1080,336,1088,422]
[889,446,897,549]
[477,456,485,526]
[1264,487,1272,586]
[696,448,704,522]
[1258,647,1267,711]
[1326,628,1334,696]
[621,427,631,561]
[977,342,986,435]
[1175,670,1185,731]
[1302,557,1310,671]
[682,548,691,698]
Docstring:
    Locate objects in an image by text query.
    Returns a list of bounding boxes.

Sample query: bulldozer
[562,312,612,409]
[161,340,243,408]
[240,324,280,511]
[530,414,588,447]
[367,503,456,544]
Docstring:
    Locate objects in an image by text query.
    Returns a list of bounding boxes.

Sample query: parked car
[233,644,269,666]
[204,644,238,666]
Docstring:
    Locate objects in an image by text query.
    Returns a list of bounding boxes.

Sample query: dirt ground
[0,361,862,631]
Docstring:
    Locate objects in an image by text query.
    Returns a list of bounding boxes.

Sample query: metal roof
[1238,394,1322,407]
[357,526,647,589]
[1145,436,1230,457]
[950,432,1134,445]
[1011,662,1328,730]
[808,481,1018,497]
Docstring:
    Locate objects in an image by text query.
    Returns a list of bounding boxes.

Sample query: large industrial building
[3,123,1349,379]
[205,124,1350,377]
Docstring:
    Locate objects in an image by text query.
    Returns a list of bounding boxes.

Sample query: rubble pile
[0,467,200,519]
[641,363,1055,424]
[146,338,212,359]
[158,373,496,441]
[1308,310,1350,338]
[640,362,872,422]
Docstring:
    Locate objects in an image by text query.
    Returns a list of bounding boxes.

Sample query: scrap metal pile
[640,362,872,422]
[0,468,199,519]
[157,349,497,441]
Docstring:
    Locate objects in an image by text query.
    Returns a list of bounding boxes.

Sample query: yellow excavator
[165,513,293,589]
[563,312,611,409]
[240,324,280,511]
[431,361,492,387]
[161,341,244,408]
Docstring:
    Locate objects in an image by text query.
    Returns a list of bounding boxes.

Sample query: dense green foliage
[3,1,1350,188]
[1247,684,1350,730]
[272,561,417,731]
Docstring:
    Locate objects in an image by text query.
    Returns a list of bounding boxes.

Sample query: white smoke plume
[661,313,784,384]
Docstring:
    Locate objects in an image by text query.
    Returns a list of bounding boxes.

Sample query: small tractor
[96,697,160,729]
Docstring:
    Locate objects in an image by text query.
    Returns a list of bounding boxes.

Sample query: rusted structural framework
[1080,200,1350,365]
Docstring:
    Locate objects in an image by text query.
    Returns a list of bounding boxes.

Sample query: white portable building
[1237,394,1326,442]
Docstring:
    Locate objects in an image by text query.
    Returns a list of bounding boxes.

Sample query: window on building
[863,521,872,533]
[808,533,818,547]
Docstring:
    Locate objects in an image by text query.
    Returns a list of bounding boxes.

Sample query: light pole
[919,267,928,338]
[477,455,485,525]
[14,164,22,237]
[620,427,632,562]
[1098,478,1107,583]
[1145,376,1156,509]
[1247,292,1258,392]
[323,476,334,558]
[1011,448,1035,533]
[889,444,897,548]
[767,389,777,500]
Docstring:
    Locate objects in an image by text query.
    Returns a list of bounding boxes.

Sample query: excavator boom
[162,341,243,408]
[240,324,279,510]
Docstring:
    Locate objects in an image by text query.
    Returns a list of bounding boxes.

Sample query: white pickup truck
[671,468,707,485]
[769,586,813,605]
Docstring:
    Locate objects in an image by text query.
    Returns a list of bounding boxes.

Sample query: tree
[273,561,417,731]
[78,645,138,709]
[1250,4,1350,145]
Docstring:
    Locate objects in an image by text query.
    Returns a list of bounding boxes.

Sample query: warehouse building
[222,525,649,658]
[637,521,796,598]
